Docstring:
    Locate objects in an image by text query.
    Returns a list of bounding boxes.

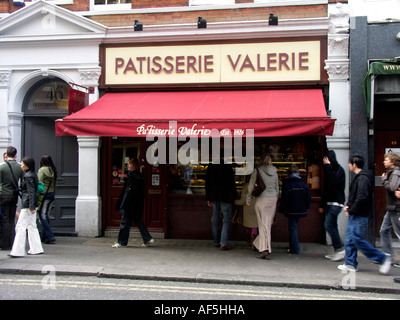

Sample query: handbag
[252,168,266,197]
[37,182,45,195]
[37,178,54,211]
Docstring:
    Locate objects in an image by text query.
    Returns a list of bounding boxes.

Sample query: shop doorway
[23,79,78,232]
[374,97,400,236]
[102,137,167,236]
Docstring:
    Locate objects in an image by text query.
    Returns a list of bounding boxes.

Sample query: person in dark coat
[205,158,237,250]
[112,158,153,248]
[0,146,23,250]
[279,165,311,255]
[338,155,391,274]
[319,150,346,261]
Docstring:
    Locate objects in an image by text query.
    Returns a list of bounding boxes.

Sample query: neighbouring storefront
[350,16,400,240]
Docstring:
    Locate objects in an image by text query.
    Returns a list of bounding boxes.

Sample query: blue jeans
[211,202,232,246]
[344,215,385,268]
[288,217,300,254]
[37,193,55,243]
[324,205,343,251]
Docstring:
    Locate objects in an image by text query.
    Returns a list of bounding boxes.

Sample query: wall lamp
[269,13,278,26]
[134,20,143,31]
[198,16,207,29]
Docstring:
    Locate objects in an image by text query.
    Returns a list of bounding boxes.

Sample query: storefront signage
[68,88,89,115]
[136,123,245,137]
[105,41,321,85]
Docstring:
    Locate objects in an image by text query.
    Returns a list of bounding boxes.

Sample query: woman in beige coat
[235,182,258,249]
[246,154,279,260]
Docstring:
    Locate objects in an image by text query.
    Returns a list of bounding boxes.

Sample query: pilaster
[324,2,351,244]
[75,136,102,237]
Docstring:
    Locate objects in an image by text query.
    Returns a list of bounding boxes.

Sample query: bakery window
[167,136,325,196]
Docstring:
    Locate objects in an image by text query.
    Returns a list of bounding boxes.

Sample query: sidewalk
[0,236,400,294]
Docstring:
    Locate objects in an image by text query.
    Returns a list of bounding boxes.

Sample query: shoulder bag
[5,161,21,198]
[252,168,266,197]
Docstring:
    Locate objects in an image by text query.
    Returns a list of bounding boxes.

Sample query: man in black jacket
[205,158,236,250]
[320,150,346,261]
[338,155,391,274]
[0,146,23,250]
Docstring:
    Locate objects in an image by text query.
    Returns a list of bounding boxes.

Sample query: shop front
[56,36,338,243]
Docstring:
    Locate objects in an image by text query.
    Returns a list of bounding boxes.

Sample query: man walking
[338,155,391,274]
[319,150,346,261]
[379,152,400,259]
[0,146,23,250]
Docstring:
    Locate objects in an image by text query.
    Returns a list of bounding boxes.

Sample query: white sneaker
[337,264,358,272]
[112,242,125,248]
[142,239,154,247]
[379,254,391,274]
[325,250,345,262]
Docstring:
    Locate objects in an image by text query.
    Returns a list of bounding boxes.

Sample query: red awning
[55,89,335,137]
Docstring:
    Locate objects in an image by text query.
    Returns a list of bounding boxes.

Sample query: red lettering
[292,52,295,70]
[267,53,276,71]
[257,54,265,71]
[240,55,255,72]
[175,56,185,73]
[227,55,241,71]
[187,56,197,73]
[163,56,174,73]
[136,57,146,74]
[151,56,162,74]
[204,55,214,72]
[115,58,125,74]
[299,52,309,70]
[279,53,290,70]
[123,58,137,74]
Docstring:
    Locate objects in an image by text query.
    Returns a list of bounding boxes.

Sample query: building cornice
[103,17,329,44]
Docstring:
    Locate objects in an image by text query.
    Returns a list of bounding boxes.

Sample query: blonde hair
[259,153,272,166]
[384,152,400,167]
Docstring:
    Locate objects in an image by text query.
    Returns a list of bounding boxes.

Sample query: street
[0,273,398,301]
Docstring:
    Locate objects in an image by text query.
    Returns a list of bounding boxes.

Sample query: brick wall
[89,4,328,27]
[0,0,347,21]
[132,0,188,9]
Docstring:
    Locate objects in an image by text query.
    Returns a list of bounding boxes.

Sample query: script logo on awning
[144,121,254,175]
[136,122,245,137]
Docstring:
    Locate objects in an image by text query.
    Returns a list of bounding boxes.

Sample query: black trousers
[117,212,152,246]
[0,194,18,250]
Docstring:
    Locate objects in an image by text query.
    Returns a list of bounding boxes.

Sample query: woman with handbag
[9,157,44,257]
[246,153,279,260]
[37,155,57,244]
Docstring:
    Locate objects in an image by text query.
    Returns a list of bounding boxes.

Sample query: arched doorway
[23,78,78,234]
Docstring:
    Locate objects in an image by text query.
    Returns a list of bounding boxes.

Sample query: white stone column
[0,70,12,155]
[8,111,23,157]
[75,136,102,237]
[324,2,351,244]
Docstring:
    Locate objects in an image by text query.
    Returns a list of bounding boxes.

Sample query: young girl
[9,157,44,257]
